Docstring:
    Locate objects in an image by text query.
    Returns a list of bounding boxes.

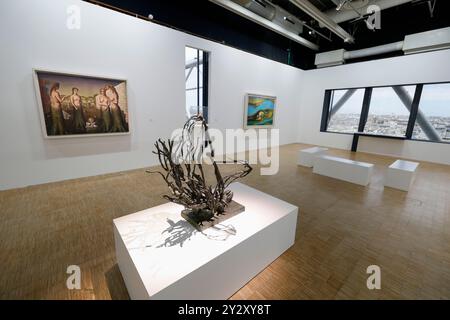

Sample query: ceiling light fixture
[209,0,319,50]
[289,0,355,43]
[336,0,349,11]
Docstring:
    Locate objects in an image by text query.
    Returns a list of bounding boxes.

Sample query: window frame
[320,80,450,145]
[185,46,210,122]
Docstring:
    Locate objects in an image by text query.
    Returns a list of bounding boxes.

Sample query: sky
[332,84,450,117]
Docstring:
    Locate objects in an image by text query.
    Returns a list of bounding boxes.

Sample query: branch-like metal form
[149,115,252,224]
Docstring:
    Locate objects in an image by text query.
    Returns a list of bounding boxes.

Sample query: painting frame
[243,93,276,129]
[33,68,130,139]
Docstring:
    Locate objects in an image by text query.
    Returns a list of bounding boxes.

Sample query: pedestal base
[113,182,298,300]
[181,200,245,231]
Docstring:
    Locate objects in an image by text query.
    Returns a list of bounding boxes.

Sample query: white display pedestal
[313,155,374,186]
[298,146,328,167]
[385,160,419,191]
[113,183,298,300]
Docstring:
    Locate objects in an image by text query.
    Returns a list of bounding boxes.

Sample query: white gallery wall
[299,49,450,165]
[0,0,302,190]
[1,0,449,191]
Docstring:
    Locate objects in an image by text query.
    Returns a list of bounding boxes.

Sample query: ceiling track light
[336,0,349,11]
[303,23,333,42]
[283,16,296,25]
[209,0,319,50]
[289,0,355,43]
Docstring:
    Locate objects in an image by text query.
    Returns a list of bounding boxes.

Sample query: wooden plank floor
[1,143,449,299]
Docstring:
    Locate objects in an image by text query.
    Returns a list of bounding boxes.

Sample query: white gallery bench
[313,155,374,186]
[384,160,419,191]
[298,146,329,167]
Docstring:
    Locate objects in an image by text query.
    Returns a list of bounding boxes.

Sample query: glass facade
[327,89,365,134]
[185,47,209,120]
[364,86,415,137]
[322,82,450,144]
[412,83,450,143]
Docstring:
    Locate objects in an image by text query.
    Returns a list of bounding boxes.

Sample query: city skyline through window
[322,82,450,144]
[413,83,450,142]
[364,86,415,137]
[327,89,365,133]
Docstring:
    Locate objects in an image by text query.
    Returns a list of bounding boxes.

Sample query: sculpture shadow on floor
[105,264,131,300]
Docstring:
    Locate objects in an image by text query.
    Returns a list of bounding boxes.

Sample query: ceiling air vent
[403,27,450,55]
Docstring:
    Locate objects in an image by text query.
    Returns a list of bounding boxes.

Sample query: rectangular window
[363,86,415,137]
[412,83,450,143]
[326,88,365,133]
[321,81,450,144]
[185,47,209,121]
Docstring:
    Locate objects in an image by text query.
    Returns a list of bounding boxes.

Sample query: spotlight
[336,0,349,11]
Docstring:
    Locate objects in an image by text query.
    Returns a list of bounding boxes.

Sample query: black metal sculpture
[150,114,252,231]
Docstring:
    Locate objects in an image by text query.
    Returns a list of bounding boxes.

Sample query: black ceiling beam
[84,0,450,69]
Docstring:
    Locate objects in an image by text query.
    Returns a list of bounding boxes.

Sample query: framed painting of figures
[33,69,129,138]
[243,93,276,129]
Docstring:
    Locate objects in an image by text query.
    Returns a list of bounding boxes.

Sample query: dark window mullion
[320,90,332,132]
[196,49,200,113]
[202,51,209,123]
[358,88,373,133]
[406,84,423,139]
